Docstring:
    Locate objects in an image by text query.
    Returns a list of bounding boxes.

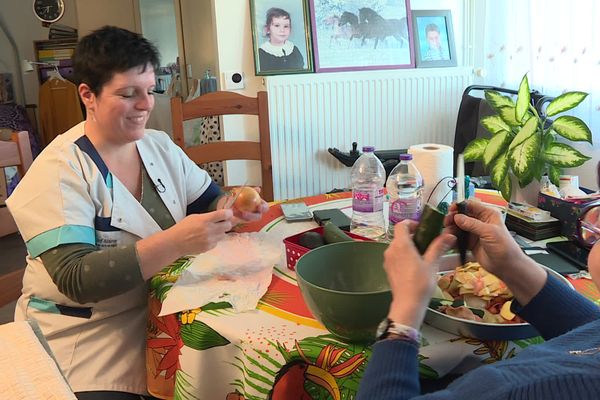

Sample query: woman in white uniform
[6,26,268,400]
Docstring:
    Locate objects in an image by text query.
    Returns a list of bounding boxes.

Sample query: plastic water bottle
[350,146,386,240]
[386,153,424,240]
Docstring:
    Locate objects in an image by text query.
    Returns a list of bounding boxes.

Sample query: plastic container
[283,227,373,270]
[350,146,386,240]
[386,153,424,239]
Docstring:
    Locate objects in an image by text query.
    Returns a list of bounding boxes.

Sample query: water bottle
[386,153,424,240]
[350,146,386,240]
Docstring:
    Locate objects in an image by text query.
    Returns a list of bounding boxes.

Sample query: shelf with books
[33,39,78,85]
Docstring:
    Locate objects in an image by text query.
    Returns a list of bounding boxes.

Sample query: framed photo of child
[411,10,457,68]
[309,0,414,72]
[250,0,314,75]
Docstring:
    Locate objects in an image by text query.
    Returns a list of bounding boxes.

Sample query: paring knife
[456,154,468,266]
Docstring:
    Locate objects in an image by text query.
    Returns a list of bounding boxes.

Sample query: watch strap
[378,319,421,345]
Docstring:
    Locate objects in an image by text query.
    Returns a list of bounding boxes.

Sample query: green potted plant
[463,73,593,202]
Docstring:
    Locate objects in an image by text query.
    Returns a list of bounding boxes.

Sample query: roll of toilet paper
[408,144,454,208]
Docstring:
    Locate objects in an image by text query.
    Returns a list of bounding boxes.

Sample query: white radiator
[265,67,473,200]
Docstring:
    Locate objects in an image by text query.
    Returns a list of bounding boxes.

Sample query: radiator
[265,67,473,200]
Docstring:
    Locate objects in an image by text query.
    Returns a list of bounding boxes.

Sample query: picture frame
[309,0,414,72]
[411,9,457,68]
[249,0,314,76]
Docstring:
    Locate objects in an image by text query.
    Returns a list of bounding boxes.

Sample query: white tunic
[6,121,213,394]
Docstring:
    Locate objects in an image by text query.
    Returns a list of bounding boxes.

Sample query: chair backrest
[1,131,33,238]
[0,268,25,308]
[0,130,33,178]
[171,91,274,202]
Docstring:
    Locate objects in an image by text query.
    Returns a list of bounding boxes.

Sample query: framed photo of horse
[249,0,314,76]
[411,10,457,68]
[309,0,414,72]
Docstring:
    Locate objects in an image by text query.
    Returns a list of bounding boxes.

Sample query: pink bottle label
[389,198,422,224]
[352,188,385,212]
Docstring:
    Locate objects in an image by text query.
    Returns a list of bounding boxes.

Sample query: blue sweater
[357,274,600,399]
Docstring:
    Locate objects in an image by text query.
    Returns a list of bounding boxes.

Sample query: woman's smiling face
[85,64,156,144]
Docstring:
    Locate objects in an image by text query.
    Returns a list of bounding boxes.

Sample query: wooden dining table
[145,190,600,400]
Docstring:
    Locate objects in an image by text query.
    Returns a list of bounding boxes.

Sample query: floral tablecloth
[146,191,598,399]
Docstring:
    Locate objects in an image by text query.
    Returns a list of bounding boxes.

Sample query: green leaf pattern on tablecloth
[150,256,193,302]
[174,370,200,400]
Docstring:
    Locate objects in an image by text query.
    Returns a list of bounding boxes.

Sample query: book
[505,213,562,241]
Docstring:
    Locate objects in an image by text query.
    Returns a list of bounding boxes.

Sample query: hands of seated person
[444,200,547,306]
[384,221,456,329]
[231,199,269,222]
[444,200,529,281]
[223,186,270,223]
[172,209,234,255]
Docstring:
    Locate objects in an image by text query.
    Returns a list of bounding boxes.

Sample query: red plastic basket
[283,226,373,271]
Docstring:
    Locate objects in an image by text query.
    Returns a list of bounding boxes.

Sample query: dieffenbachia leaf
[498,106,520,127]
[508,117,538,152]
[481,115,511,135]
[463,137,489,161]
[551,116,593,143]
[500,173,512,202]
[485,90,515,112]
[509,125,541,181]
[545,91,588,117]
[483,130,512,167]
[542,143,591,167]
[548,165,561,187]
[515,75,531,122]
[490,152,509,189]
[542,130,555,149]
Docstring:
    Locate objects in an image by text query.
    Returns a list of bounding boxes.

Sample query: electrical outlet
[223,71,245,90]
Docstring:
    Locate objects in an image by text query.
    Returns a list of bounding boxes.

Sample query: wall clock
[33,0,65,24]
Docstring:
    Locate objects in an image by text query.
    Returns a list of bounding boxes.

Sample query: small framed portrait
[411,10,457,68]
[309,0,414,72]
[250,0,314,75]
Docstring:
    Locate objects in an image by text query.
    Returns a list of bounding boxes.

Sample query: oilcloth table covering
[146,191,598,400]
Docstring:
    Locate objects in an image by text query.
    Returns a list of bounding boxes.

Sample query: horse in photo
[338,11,370,48]
[323,14,352,47]
[358,7,409,49]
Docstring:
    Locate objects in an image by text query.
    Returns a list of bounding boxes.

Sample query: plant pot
[511,178,541,206]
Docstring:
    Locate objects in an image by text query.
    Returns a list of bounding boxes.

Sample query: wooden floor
[0,232,27,323]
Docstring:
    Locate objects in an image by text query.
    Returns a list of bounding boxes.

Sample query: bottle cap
[399,153,413,161]
[362,146,375,152]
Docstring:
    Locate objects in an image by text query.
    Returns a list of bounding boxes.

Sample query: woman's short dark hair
[73,26,160,94]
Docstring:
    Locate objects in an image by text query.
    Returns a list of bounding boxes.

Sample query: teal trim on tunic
[28,296,61,314]
[27,225,96,258]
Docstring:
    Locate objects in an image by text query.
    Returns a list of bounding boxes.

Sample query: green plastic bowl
[295,241,391,343]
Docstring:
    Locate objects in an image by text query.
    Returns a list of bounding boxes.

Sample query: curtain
[482,0,600,189]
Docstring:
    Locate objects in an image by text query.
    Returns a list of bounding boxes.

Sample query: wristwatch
[376,318,421,344]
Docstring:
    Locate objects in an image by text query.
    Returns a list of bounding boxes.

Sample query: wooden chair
[0,268,25,308]
[1,131,33,238]
[171,91,274,202]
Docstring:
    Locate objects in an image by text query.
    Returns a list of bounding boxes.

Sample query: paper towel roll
[408,144,454,208]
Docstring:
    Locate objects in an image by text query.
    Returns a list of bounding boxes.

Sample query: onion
[233,187,262,212]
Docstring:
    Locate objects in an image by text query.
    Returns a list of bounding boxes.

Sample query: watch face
[33,0,65,23]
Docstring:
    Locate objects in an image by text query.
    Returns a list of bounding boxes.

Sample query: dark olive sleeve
[40,243,145,304]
